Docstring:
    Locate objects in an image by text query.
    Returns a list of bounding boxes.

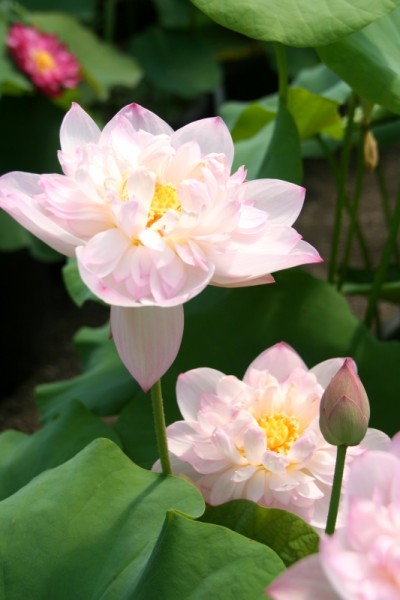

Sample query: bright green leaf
[130,27,221,98]
[292,63,351,103]
[0,402,120,501]
[0,439,284,599]
[231,103,276,141]
[287,87,343,140]
[318,7,400,115]
[190,0,400,47]
[258,103,303,183]
[202,500,319,567]
[31,13,142,100]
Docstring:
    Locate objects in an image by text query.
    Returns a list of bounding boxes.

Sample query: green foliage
[36,324,138,420]
[190,0,400,47]
[131,27,221,98]
[0,439,285,598]
[342,266,400,304]
[62,257,98,306]
[0,402,120,501]
[202,500,319,567]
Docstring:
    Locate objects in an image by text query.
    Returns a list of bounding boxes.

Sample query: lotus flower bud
[319,359,370,446]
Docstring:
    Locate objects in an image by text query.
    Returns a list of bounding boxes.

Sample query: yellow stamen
[32,49,56,74]
[147,182,181,227]
[258,412,300,454]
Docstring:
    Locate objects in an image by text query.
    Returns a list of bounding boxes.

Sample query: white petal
[176,368,224,421]
[244,342,307,383]
[110,304,184,391]
[172,117,234,168]
[60,103,101,154]
[267,555,340,600]
[103,103,173,137]
[243,179,306,225]
[310,358,347,389]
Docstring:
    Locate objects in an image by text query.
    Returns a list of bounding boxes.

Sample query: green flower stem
[325,444,347,535]
[338,130,366,290]
[151,379,172,476]
[274,43,288,105]
[104,0,116,42]
[364,185,400,327]
[328,93,358,284]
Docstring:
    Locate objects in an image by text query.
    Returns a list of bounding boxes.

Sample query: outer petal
[243,179,305,225]
[0,172,83,256]
[176,368,225,421]
[310,358,347,389]
[243,342,307,383]
[102,103,173,138]
[172,117,234,168]
[60,102,101,154]
[110,304,184,392]
[267,555,340,600]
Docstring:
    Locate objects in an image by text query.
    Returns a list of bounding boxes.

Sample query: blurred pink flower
[0,103,321,390]
[153,343,389,528]
[7,23,81,96]
[267,433,400,600]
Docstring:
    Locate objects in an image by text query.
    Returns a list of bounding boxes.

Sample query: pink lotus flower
[0,103,321,390]
[267,433,400,600]
[7,23,81,97]
[153,343,389,528]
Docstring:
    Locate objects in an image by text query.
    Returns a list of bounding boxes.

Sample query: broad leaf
[190,0,400,47]
[130,27,221,98]
[202,500,319,566]
[0,401,120,501]
[318,7,400,115]
[0,439,284,598]
[63,257,99,306]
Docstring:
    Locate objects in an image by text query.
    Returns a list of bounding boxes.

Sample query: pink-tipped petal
[110,304,184,392]
[102,103,173,138]
[172,117,234,168]
[60,103,101,154]
[244,342,307,383]
[310,358,347,389]
[267,555,340,600]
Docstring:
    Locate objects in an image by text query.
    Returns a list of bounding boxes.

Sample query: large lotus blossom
[7,23,81,96]
[0,103,321,390]
[267,433,400,600]
[153,343,389,528]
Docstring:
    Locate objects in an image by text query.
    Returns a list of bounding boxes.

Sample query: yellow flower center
[258,412,300,454]
[147,182,181,227]
[32,49,56,74]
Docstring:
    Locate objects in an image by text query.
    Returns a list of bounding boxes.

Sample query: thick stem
[328,93,357,284]
[151,379,172,476]
[325,445,347,535]
[274,43,288,105]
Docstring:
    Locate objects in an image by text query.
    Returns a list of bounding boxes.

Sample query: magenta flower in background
[153,343,389,528]
[267,433,400,600]
[6,23,81,96]
[0,103,321,390]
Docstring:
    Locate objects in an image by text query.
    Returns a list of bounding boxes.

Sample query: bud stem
[325,444,347,535]
[151,378,172,476]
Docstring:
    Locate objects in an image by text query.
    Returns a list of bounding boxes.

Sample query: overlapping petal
[0,102,322,390]
[153,342,389,528]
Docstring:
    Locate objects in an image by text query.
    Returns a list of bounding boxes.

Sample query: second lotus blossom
[153,343,389,529]
[0,103,321,389]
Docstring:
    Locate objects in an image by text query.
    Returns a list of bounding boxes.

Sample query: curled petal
[110,304,184,392]
[176,368,225,421]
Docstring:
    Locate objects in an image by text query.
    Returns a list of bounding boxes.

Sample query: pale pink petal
[60,103,101,154]
[267,555,340,600]
[346,451,398,503]
[172,117,234,168]
[0,172,83,256]
[102,103,173,138]
[243,427,266,465]
[244,179,306,225]
[176,368,224,421]
[361,427,391,451]
[110,304,184,391]
[310,358,347,389]
[390,432,400,458]
[244,342,307,383]
[212,273,275,287]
